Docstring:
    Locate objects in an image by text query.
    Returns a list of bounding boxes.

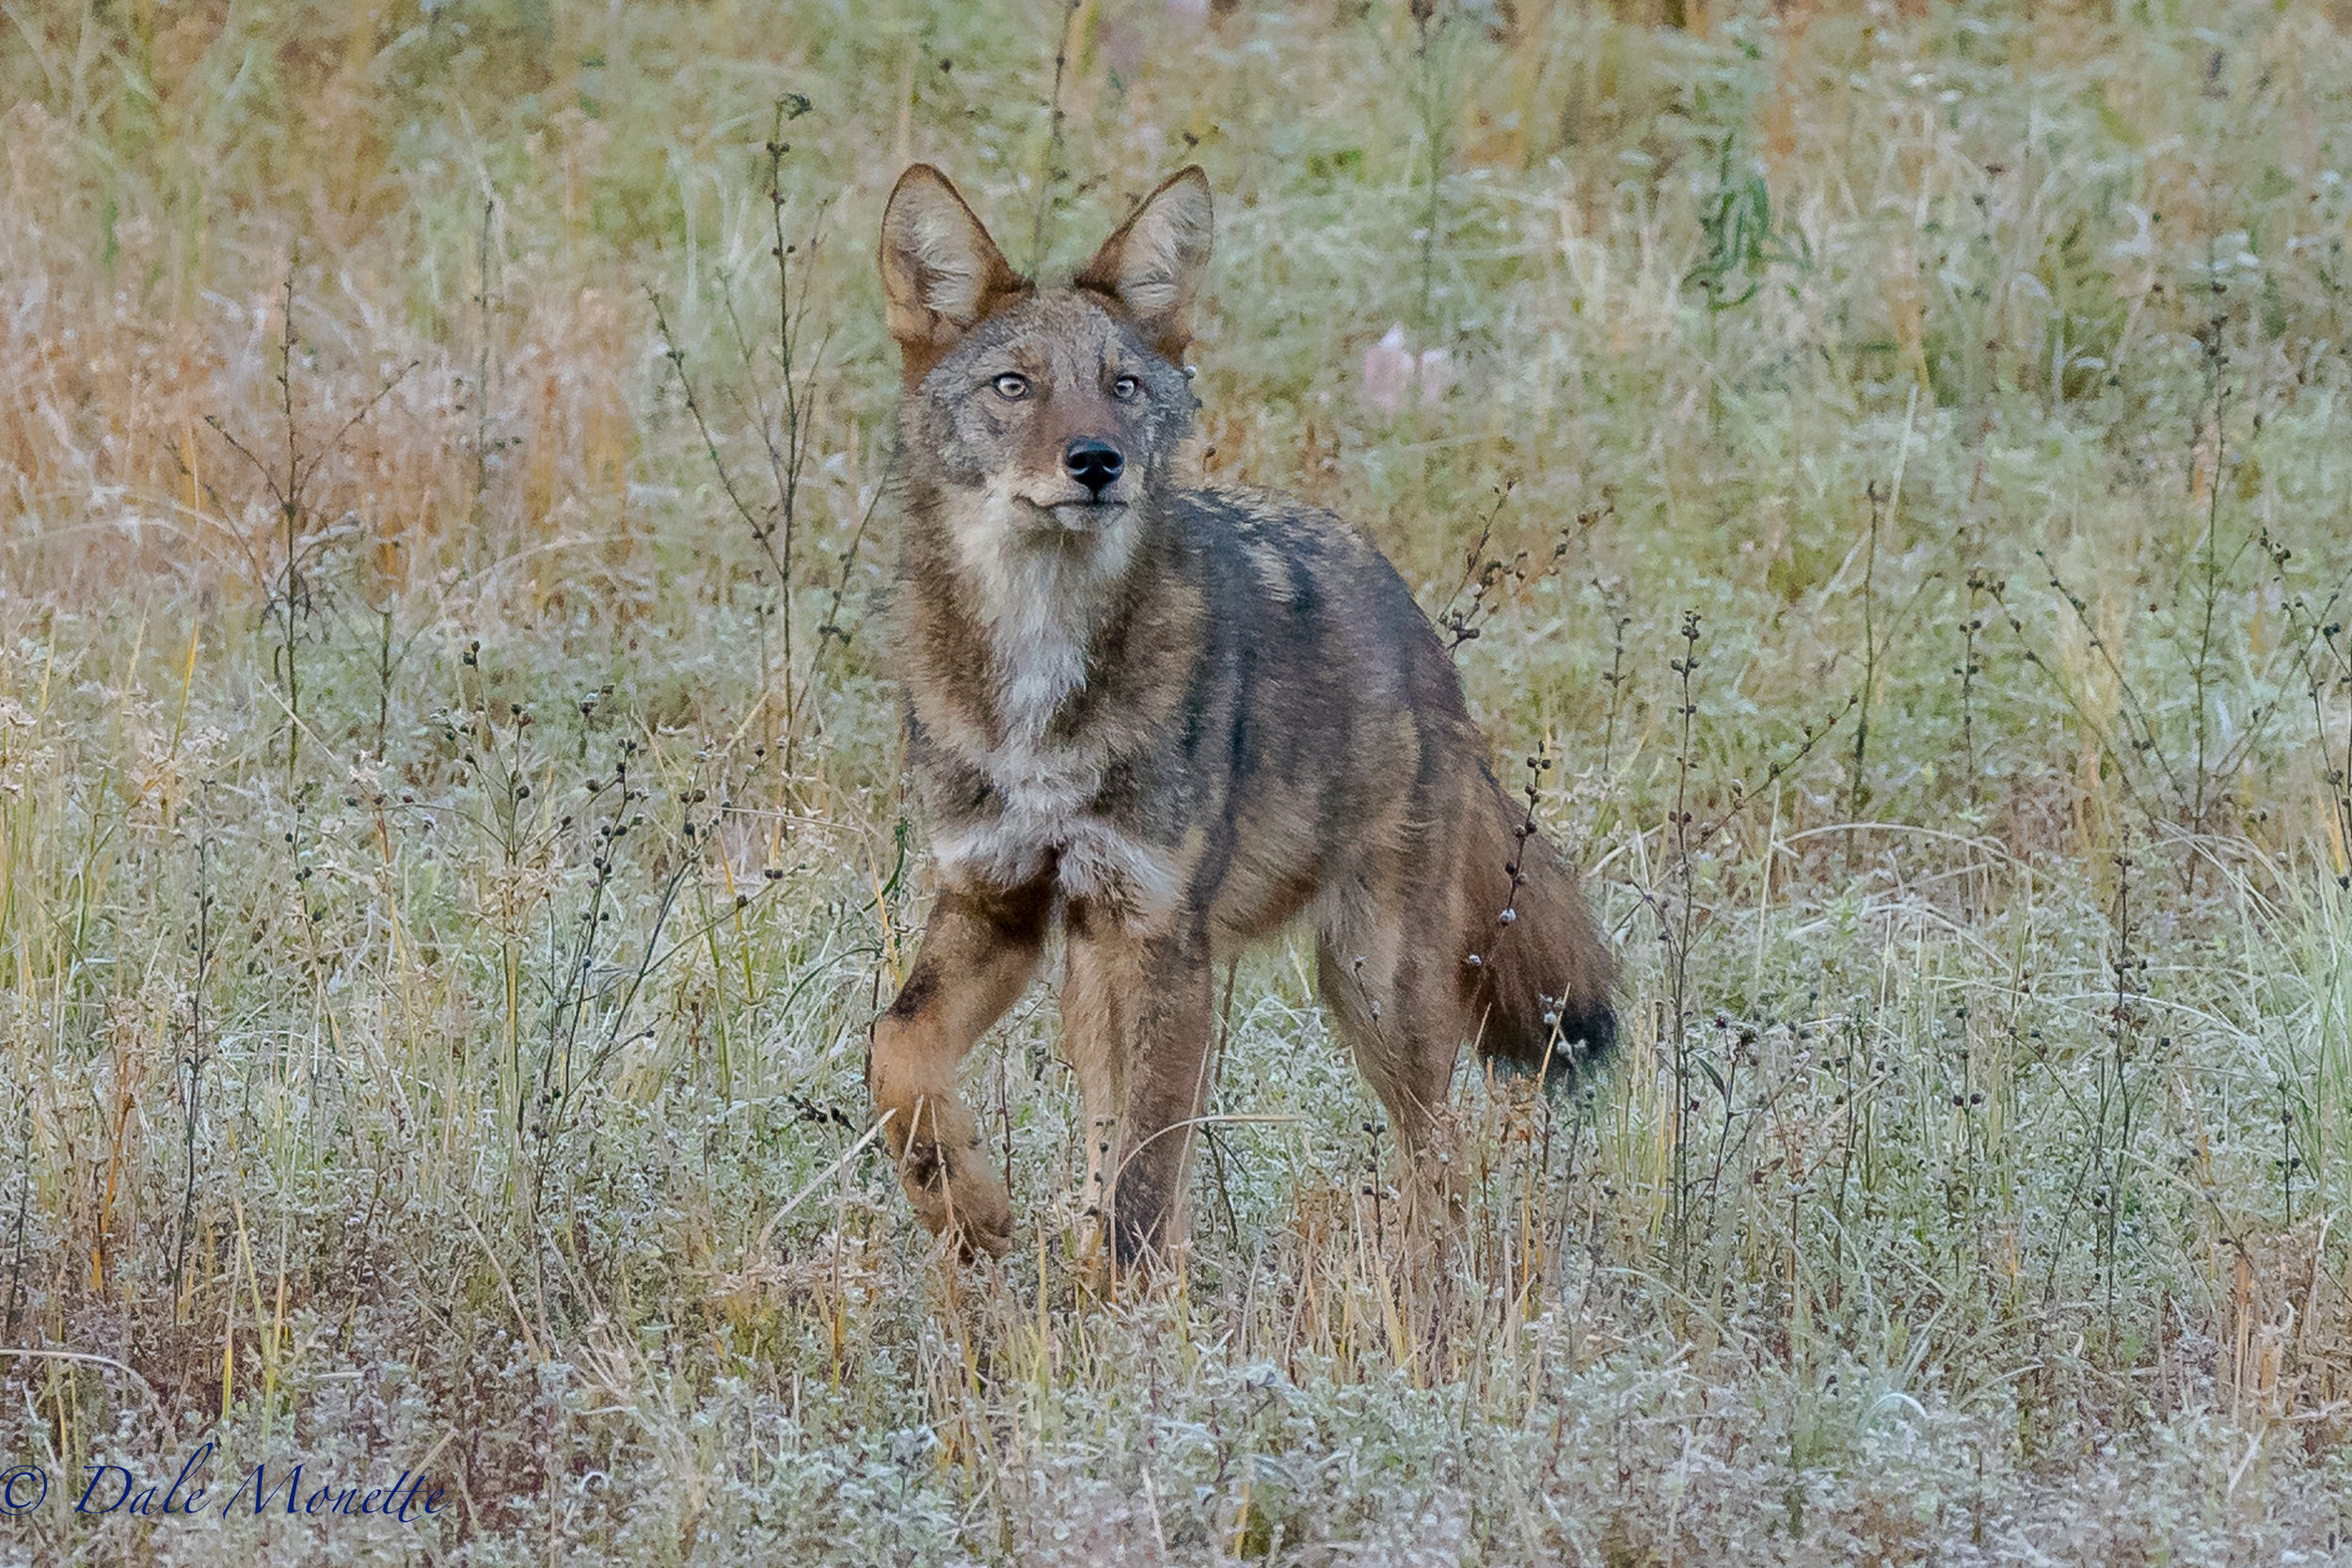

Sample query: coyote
[869,164,1614,1270]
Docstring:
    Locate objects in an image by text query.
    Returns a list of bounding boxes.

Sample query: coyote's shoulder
[867,164,1614,1269]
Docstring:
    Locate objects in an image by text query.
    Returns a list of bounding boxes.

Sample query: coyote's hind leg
[1314,915,1468,1269]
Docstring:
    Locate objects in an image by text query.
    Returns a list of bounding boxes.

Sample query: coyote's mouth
[1034,499,1127,534]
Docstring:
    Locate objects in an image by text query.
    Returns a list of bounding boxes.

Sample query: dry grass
[3,0,2351,1561]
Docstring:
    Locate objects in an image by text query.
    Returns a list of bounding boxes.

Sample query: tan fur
[868,166,1616,1274]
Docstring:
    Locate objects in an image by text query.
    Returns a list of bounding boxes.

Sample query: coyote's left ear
[1074,166,1213,362]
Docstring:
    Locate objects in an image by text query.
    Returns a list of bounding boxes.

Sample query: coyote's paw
[898,1135,1014,1259]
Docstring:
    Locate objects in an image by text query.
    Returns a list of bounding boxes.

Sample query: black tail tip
[1483,1000,1616,1094]
[1569,999,1617,1065]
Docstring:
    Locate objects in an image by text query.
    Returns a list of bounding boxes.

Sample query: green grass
[3,0,2351,1560]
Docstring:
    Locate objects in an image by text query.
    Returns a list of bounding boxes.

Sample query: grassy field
[4,0,2352,1560]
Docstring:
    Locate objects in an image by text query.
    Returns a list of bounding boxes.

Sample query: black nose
[1063,437,1124,499]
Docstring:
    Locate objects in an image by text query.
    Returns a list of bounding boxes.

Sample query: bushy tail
[1464,777,1616,1088]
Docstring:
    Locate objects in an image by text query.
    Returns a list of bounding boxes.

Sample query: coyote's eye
[992,372,1030,401]
[1111,373,1142,402]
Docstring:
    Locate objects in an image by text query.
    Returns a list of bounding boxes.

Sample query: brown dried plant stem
[1668,610,1700,1283]
[1031,0,1086,272]
[169,825,215,1316]
[203,271,413,784]
[651,96,833,783]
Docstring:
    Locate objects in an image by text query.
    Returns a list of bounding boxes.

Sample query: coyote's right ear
[880,166,1029,379]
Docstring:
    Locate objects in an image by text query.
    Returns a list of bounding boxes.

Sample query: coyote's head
[879,166,1210,542]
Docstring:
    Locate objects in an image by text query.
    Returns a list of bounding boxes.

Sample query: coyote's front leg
[1063,903,1216,1275]
[868,880,1052,1258]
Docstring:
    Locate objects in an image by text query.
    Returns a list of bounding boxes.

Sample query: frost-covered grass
[3,0,2351,1561]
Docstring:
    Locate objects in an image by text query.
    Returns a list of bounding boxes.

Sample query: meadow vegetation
[3,0,2352,1560]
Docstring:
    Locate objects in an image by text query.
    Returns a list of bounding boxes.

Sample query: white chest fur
[926,484,1175,922]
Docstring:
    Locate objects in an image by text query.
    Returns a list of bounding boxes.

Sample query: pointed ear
[879,166,1028,378]
[1073,166,1213,362]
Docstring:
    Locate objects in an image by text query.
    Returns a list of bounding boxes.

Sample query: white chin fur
[1047,500,1124,532]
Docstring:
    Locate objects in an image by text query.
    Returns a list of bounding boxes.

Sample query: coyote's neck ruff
[898,452,1168,923]
[868,165,1615,1271]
